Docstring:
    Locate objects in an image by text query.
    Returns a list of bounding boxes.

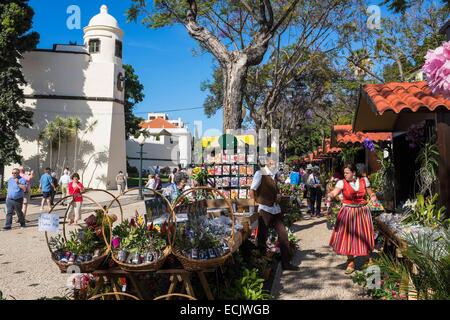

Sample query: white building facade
[126,113,192,172]
[6,5,127,189]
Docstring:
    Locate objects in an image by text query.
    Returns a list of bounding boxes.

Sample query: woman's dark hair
[173,168,178,174]
[343,163,357,173]
[71,173,80,180]
[174,172,189,185]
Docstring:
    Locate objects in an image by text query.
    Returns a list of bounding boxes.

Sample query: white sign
[38,213,60,233]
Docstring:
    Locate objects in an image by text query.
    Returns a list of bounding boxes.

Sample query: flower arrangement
[422,41,450,97]
[48,209,113,265]
[363,138,375,152]
[112,211,169,265]
[191,166,209,185]
[173,201,233,260]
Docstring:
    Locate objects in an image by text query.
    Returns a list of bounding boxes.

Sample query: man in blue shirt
[39,167,55,212]
[3,168,27,230]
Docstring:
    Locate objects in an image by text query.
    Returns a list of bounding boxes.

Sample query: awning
[353,81,450,132]
[201,134,256,148]
[331,125,392,146]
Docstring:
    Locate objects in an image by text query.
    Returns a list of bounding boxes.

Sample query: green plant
[224,268,271,300]
[404,229,450,300]
[401,194,448,228]
[352,254,410,300]
[415,142,439,195]
[373,145,395,200]
[340,145,361,165]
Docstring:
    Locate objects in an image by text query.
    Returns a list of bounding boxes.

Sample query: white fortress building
[7,5,127,189]
[127,113,192,171]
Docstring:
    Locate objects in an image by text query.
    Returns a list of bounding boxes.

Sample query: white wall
[6,98,126,189]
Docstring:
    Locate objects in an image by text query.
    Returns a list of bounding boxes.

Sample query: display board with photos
[201,152,258,200]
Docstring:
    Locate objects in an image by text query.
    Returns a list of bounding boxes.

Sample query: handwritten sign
[38,213,60,233]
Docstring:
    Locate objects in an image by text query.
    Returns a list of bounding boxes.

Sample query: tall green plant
[405,230,450,300]
[401,194,448,228]
[415,142,439,196]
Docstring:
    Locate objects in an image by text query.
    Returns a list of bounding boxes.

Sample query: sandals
[345,260,356,274]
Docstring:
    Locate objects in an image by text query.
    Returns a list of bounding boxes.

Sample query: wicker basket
[45,194,112,274]
[112,246,171,272]
[51,252,109,273]
[105,187,175,273]
[172,187,237,271]
[172,246,233,272]
[88,292,141,300]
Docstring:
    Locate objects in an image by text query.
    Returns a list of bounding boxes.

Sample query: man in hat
[307,166,323,217]
[249,154,299,271]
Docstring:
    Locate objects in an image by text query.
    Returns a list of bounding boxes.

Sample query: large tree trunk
[223,55,248,130]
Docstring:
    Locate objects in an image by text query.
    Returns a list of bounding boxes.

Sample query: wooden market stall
[353,81,450,210]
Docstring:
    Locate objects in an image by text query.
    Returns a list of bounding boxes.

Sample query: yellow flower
[154,225,161,232]
[192,167,201,175]
[137,215,144,226]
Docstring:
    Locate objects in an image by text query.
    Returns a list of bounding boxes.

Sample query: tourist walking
[169,168,178,184]
[68,173,85,225]
[39,167,55,212]
[50,171,59,206]
[289,167,301,187]
[116,171,126,195]
[3,168,27,230]
[249,154,299,271]
[303,164,313,211]
[307,166,323,217]
[328,163,377,274]
[59,168,71,206]
[19,167,34,221]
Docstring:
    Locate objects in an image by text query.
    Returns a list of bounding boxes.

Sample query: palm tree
[66,117,81,171]
[41,122,57,169]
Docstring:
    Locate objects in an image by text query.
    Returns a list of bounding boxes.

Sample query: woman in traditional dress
[328,163,377,274]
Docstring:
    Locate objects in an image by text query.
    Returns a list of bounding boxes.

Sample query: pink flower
[423,41,450,98]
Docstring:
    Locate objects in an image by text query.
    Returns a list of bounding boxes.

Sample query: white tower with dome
[5,5,127,190]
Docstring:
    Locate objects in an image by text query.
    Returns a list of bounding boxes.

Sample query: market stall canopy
[201,134,256,148]
[331,125,392,147]
[353,81,450,132]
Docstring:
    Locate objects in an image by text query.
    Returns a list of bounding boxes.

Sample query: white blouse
[335,177,370,191]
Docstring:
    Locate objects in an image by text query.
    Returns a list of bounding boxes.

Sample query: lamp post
[137,133,146,199]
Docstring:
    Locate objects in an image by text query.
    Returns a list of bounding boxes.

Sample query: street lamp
[137,133,146,199]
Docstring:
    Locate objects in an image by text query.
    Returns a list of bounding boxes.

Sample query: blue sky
[28,0,223,134]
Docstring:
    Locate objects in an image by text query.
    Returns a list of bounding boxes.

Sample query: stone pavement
[272,214,366,300]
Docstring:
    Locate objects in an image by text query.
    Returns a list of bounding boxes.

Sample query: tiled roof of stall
[362,81,450,115]
[332,125,392,145]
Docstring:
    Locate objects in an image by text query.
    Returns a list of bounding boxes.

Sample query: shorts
[42,192,51,199]
[23,192,31,204]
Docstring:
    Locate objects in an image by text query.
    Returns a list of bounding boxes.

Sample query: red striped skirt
[329,205,374,256]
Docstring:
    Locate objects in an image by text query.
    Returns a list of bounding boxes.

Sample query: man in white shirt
[249,154,299,271]
[59,168,71,206]
[307,166,323,217]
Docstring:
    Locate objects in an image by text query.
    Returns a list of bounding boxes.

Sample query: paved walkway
[272,214,366,300]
